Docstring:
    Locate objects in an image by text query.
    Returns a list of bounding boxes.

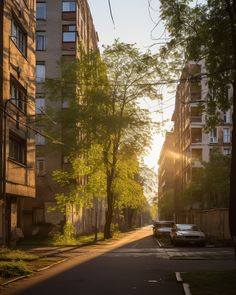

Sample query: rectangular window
[210,128,218,143]
[10,77,27,113]
[36,62,45,82]
[63,25,76,42]
[223,128,230,143]
[62,1,76,12]
[36,31,46,50]
[36,158,46,176]
[36,2,46,20]
[35,133,45,145]
[191,149,202,161]
[11,18,27,56]
[223,148,231,156]
[224,110,231,124]
[9,133,26,164]
[36,94,45,114]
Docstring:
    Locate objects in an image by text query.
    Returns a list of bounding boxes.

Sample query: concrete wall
[178,208,231,241]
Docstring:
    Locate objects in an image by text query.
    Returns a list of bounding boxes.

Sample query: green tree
[44,43,161,239]
[158,0,236,247]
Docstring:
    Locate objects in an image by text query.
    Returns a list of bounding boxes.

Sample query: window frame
[36,62,45,83]
[11,17,27,56]
[62,1,76,12]
[9,132,27,165]
[62,25,76,42]
[209,128,218,144]
[10,77,27,113]
[223,127,231,143]
[36,94,45,114]
[36,31,46,51]
[36,1,46,20]
[36,157,46,176]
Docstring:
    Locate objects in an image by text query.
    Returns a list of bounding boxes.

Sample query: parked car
[170,224,206,246]
[153,220,175,238]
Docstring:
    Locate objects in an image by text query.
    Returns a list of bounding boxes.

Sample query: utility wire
[108,0,115,28]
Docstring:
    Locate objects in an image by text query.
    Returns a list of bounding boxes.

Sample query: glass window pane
[63,32,76,42]
[36,3,46,19]
[36,64,45,82]
[62,2,76,12]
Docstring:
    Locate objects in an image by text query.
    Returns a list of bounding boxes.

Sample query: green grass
[0,261,32,278]
[0,248,38,261]
[181,271,236,295]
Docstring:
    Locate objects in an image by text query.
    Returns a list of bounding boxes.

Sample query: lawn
[181,270,236,295]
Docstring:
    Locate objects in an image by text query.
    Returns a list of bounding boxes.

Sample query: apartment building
[158,131,175,219]
[0,0,36,245]
[171,60,232,217]
[29,0,102,237]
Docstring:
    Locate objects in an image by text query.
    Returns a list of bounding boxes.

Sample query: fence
[177,208,231,241]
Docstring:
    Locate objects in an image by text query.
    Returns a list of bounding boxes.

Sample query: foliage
[0,261,32,278]
[51,144,106,215]
[158,190,175,219]
[0,248,38,261]
[182,149,230,209]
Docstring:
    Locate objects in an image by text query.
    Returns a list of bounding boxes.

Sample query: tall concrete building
[171,60,232,219]
[0,0,36,244]
[30,0,102,236]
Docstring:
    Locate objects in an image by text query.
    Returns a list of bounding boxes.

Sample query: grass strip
[181,270,236,295]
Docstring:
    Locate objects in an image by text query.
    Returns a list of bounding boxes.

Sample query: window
[210,128,217,143]
[33,208,45,224]
[36,62,45,82]
[35,133,45,145]
[9,133,26,164]
[62,1,76,12]
[191,149,202,161]
[11,18,27,56]
[36,31,46,50]
[224,110,231,124]
[223,148,231,156]
[10,78,27,113]
[36,2,46,20]
[63,25,76,42]
[223,128,230,143]
[36,158,46,176]
[36,94,45,114]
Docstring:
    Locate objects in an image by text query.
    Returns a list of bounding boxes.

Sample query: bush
[0,261,32,278]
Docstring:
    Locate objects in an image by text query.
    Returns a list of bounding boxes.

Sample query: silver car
[170,224,206,246]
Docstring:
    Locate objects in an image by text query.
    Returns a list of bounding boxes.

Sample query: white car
[170,224,206,246]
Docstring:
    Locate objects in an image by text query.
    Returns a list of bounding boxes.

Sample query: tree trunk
[104,172,114,239]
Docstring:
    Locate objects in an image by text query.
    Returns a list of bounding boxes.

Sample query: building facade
[30,0,103,237]
[0,0,36,245]
[158,131,175,219]
[168,60,232,220]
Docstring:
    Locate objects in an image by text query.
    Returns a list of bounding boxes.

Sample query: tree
[44,42,161,239]
[158,0,236,252]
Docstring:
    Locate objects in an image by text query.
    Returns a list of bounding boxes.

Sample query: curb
[0,274,32,287]
[36,258,68,272]
[175,272,192,295]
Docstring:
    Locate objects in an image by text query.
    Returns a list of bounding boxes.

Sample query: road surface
[1,226,235,295]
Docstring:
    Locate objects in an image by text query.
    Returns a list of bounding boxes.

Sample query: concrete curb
[175,272,192,295]
[0,274,32,286]
[36,258,68,272]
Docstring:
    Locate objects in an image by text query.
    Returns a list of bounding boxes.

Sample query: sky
[87,0,175,173]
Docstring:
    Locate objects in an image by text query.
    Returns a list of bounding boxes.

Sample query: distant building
[0,0,36,245]
[158,132,175,219]
[29,0,103,237]
[170,60,232,219]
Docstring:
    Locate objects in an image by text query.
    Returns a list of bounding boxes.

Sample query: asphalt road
[1,227,235,295]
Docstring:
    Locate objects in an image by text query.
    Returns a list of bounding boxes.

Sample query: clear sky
[87,0,175,173]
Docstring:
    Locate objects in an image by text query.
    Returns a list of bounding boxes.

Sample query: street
[1,227,235,295]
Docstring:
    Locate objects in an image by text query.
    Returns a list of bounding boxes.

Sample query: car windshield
[176,224,199,231]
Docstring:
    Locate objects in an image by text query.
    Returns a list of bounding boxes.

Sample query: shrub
[0,261,32,278]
